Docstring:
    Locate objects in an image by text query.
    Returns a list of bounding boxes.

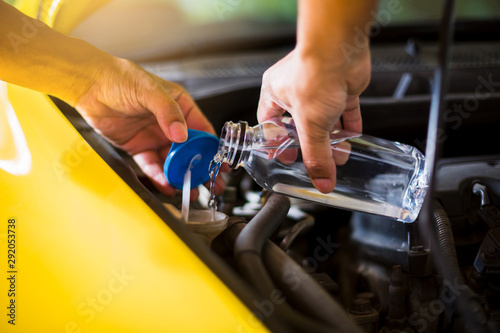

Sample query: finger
[257,89,286,123]
[294,113,337,193]
[159,145,172,161]
[274,147,298,165]
[202,172,226,197]
[332,141,351,166]
[221,163,231,173]
[333,119,343,130]
[214,173,226,195]
[133,150,176,197]
[173,88,215,135]
[156,78,216,135]
[190,187,199,202]
[342,96,363,133]
[119,124,169,155]
[138,78,188,143]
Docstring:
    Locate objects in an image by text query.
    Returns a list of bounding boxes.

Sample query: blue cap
[164,129,219,190]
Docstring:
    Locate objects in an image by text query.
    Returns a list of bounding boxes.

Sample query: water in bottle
[210,117,429,222]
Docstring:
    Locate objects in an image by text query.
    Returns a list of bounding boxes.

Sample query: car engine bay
[55,2,500,332]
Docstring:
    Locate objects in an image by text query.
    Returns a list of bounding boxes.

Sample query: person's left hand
[75,57,225,198]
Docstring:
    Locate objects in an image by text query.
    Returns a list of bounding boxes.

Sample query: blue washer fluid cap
[164,129,219,190]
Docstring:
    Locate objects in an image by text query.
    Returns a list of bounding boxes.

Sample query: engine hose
[232,194,333,333]
[433,201,464,285]
[229,194,362,333]
[262,239,361,332]
[432,200,491,332]
[280,214,315,252]
[233,193,291,297]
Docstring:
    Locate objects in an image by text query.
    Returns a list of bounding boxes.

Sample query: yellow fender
[1,2,268,331]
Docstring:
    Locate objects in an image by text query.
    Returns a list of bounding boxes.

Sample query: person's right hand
[257,48,371,193]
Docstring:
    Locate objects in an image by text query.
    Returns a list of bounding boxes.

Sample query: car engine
[56,1,500,331]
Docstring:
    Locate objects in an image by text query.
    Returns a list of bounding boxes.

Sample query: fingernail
[169,121,188,142]
[312,178,334,194]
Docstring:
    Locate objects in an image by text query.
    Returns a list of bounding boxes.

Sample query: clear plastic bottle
[213,117,429,223]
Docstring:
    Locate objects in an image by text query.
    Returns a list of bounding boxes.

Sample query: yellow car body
[0,1,267,332]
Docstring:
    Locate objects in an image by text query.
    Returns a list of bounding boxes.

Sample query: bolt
[350,297,372,315]
[389,265,406,319]
[482,246,499,261]
[411,245,425,253]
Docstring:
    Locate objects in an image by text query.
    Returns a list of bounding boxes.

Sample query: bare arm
[0,2,111,105]
[258,0,376,193]
[0,2,224,197]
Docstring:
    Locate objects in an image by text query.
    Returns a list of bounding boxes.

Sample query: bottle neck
[219,121,253,169]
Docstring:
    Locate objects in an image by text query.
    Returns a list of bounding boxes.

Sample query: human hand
[257,48,371,193]
[75,57,225,198]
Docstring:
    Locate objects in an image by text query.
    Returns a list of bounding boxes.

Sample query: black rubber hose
[280,214,315,252]
[229,224,332,333]
[233,193,291,297]
[433,201,464,285]
[262,239,361,332]
[433,201,491,331]
[230,194,362,333]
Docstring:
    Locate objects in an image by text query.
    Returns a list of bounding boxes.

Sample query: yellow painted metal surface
[14,0,111,33]
[0,83,267,332]
[2,1,268,331]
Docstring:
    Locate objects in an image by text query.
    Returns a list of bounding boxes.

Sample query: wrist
[296,24,371,68]
[295,43,370,74]
[62,39,116,107]
[0,4,111,106]
[73,56,129,118]
[291,45,371,98]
